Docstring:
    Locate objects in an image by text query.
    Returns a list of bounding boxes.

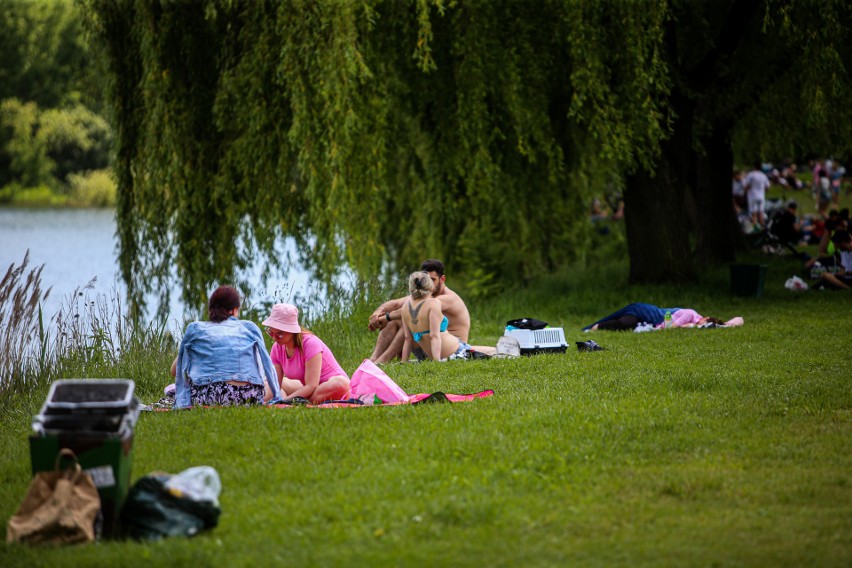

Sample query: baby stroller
[753,206,805,258]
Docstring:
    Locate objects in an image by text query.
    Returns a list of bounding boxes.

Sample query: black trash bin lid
[44,379,135,411]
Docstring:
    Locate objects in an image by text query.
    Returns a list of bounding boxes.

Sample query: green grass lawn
[1,254,850,567]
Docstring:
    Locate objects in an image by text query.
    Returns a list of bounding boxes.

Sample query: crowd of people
[733,158,847,246]
[171,257,751,409]
[168,176,850,409]
[731,158,851,289]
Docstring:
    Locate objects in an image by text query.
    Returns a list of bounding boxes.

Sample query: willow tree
[625,0,852,282]
[84,0,669,313]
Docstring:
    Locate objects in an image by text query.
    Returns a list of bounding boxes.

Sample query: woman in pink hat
[262,303,350,403]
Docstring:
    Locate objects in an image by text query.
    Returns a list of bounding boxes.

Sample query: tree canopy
[0,0,112,203]
[0,0,98,109]
[83,0,851,313]
[85,0,670,313]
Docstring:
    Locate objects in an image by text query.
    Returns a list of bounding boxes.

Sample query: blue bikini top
[412,316,449,342]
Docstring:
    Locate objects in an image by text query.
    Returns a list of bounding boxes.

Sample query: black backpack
[506,318,548,330]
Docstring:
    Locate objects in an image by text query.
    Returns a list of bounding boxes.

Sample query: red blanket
[273,389,495,408]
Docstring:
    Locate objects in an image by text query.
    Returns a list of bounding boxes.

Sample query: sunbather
[400,272,495,361]
[368,259,471,363]
[583,303,742,331]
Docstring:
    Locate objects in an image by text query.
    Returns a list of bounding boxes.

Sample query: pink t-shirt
[270,334,348,384]
[672,309,702,327]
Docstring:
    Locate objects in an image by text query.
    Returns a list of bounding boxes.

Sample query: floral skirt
[189,381,264,407]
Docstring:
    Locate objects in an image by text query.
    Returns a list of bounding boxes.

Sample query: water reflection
[0,208,318,328]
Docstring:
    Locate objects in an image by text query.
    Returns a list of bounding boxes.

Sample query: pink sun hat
[262,303,301,333]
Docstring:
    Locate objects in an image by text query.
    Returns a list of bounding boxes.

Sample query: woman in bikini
[400,271,472,362]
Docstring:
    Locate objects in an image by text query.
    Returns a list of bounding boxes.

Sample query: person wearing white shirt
[743,162,771,228]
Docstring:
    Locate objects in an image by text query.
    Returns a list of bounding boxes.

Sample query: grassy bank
[0,252,850,567]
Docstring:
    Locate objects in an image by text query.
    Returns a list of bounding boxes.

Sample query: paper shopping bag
[7,449,100,545]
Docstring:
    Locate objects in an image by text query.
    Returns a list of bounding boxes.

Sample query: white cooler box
[504,327,568,355]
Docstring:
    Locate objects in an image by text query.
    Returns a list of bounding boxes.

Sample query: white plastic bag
[163,466,222,506]
[784,275,808,291]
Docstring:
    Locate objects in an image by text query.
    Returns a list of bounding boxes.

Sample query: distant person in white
[743,162,771,228]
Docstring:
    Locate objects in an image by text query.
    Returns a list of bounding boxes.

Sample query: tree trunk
[693,119,739,266]
[624,94,696,284]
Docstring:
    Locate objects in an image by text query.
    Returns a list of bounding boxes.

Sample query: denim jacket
[175,316,282,408]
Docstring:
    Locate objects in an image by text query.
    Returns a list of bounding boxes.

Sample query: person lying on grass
[174,285,283,409]
[262,303,350,404]
[583,302,743,331]
[400,271,496,362]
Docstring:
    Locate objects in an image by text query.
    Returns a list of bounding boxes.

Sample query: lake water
[0,208,317,328]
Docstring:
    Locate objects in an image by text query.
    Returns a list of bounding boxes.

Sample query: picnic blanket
[151,360,493,411]
[286,390,495,408]
[146,389,493,411]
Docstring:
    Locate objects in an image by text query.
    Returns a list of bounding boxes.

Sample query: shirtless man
[368,259,471,363]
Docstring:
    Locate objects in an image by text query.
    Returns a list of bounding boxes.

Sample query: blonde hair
[409,271,433,300]
[293,328,312,350]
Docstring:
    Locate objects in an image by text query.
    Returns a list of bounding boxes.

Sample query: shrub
[68,169,116,207]
[39,105,112,184]
[5,184,68,206]
[0,98,55,188]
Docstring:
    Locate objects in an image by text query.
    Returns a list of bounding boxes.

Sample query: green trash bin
[730,264,767,298]
[30,379,139,538]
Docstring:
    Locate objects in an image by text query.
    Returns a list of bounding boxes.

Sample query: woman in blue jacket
[175,285,283,408]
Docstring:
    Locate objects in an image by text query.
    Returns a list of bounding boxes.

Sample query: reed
[0,252,51,397]
[0,254,176,407]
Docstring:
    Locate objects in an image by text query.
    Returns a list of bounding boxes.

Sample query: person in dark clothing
[772,200,803,246]
[582,303,735,331]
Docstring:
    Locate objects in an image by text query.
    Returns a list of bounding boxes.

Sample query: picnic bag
[349,359,409,404]
[7,449,101,545]
[506,318,548,330]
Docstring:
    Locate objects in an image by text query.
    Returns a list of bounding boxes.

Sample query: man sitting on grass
[368,259,471,363]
